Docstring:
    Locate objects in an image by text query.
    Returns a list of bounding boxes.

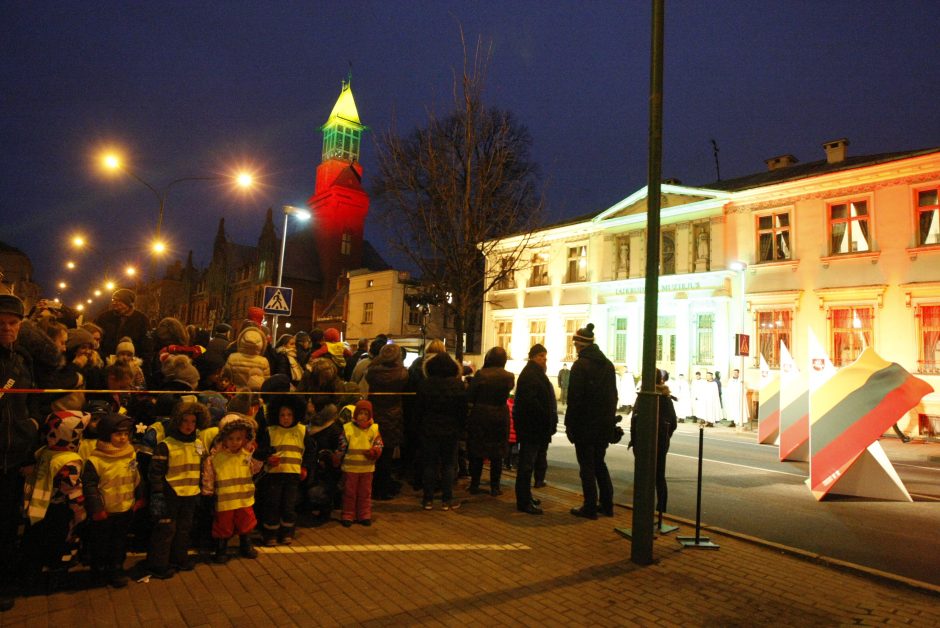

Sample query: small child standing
[81,412,143,588]
[336,400,383,527]
[260,399,307,545]
[202,418,262,563]
[145,400,210,578]
[21,410,89,592]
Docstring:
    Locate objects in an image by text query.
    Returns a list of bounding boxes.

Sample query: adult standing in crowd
[557,362,570,404]
[366,343,409,500]
[417,351,467,510]
[512,344,557,515]
[0,295,38,611]
[564,323,618,520]
[94,289,150,361]
[466,346,515,496]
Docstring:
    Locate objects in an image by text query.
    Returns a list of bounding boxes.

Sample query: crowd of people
[0,289,591,611]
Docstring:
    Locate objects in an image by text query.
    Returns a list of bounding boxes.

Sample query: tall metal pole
[272,210,290,345]
[630,0,665,566]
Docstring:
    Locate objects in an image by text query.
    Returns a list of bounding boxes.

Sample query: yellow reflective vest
[78,438,97,462]
[199,426,219,452]
[342,422,380,473]
[213,450,255,511]
[163,436,204,497]
[87,448,140,514]
[26,448,82,524]
[268,424,306,475]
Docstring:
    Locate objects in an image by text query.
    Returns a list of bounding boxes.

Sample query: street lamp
[729,260,748,429]
[271,205,311,344]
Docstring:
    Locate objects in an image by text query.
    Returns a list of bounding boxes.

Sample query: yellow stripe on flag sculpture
[778,341,809,461]
[809,347,933,501]
[757,354,780,445]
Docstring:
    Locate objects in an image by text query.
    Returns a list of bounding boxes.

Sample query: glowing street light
[76,304,85,312]
[71,235,86,248]
[86,298,93,304]
[105,281,115,291]
[151,241,166,255]
[271,204,312,344]
[126,265,137,277]
[94,290,102,297]
[66,261,76,270]
[58,281,67,290]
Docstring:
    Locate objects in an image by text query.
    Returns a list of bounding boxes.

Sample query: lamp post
[272,205,311,344]
[729,260,748,428]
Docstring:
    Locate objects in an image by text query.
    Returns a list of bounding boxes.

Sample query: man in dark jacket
[513,344,557,515]
[0,294,39,610]
[564,322,618,520]
[95,289,151,361]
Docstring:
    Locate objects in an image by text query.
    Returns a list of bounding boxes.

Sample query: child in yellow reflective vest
[336,400,383,527]
[259,397,307,546]
[20,411,89,593]
[81,412,143,588]
[202,417,262,563]
[145,400,210,579]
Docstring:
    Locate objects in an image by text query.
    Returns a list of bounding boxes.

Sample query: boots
[239,535,258,559]
[468,480,484,495]
[213,538,229,564]
[278,525,295,546]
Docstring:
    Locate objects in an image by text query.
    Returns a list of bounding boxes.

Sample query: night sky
[3,1,940,307]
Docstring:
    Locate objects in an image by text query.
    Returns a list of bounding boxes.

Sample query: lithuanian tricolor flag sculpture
[757,354,780,445]
[778,342,809,461]
[809,347,933,501]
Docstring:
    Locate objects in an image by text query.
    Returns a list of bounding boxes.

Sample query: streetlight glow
[105,281,115,291]
[102,153,122,171]
[152,240,167,255]
[71,235,85,248]
[126,266,137,277]
[94,290,101,297]
[58,281,67,289]
[236,172,254,189]
[86,299,93,304]
[66,261,76,269]
[76,304,85,312]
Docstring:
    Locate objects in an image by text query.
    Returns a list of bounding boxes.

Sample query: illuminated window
[615,237,630,279]
[830,306,873,367]
[529,319,546,349]
[341,231,352,256]
[695,313,714,364]
[660,228,676,275]
[916,188,940,247]
[530,252,549,286]
[917,304,940,374]
[323,123,362,163]
[564,318,585,361]
[613,317,628,362]
[566,246,588,283]
[757,310,792,368]
[829,199,871,254]
[408,303,423,326]
[362,302,374,324]
[757,211,792,262]
[495,320,513,358]
[496,257,515,290]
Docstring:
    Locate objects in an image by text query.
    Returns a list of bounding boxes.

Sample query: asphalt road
[540,421,940,585]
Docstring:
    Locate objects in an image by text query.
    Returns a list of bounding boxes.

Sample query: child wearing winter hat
[259,398,307,545]
[81,412,143,588]
[201,418,262,563]
[106,336,146,389]
[145,400,210,578]
[20,411,90,592]
[309,327,352,372]
[336,400,383,527]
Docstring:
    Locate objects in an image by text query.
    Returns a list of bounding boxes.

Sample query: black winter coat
[513,361,557,443]
[366,361,409,449]
[564,343,618,445]
[0,343,39,471]
[418,375,467,441]
[467,366,514,458]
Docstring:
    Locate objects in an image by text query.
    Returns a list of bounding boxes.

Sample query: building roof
[698,146,940,192]
[361,240,390,271]
[226,242,257,269]
[322,78,366,129]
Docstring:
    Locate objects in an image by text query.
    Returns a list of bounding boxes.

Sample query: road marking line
[893,463,940,473]
[258,542,531,554]
[667,452,806,477]
[908,493,940,502]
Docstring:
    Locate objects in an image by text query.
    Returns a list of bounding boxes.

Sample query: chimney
[764,154,799,171]
[823,138,849,164]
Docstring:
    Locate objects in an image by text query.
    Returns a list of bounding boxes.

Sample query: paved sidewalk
[3,479,939,627]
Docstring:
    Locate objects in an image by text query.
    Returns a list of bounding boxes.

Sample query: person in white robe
[700,372,722,425]
[673,373,692,421]
[724,368,745,427]
[690,371,707,420]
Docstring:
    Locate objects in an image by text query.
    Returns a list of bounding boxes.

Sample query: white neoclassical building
[482,140,940,436]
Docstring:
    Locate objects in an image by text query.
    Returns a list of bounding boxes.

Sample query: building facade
[483,141,940,435]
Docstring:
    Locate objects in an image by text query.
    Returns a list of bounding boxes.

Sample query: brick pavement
[2,477,939,627]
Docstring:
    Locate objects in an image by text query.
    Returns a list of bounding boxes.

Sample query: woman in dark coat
[365,343,409,499]
[418,351,467,510]
[467,346,515,495]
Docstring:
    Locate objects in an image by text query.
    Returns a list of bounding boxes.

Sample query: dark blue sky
[3,1,939,305]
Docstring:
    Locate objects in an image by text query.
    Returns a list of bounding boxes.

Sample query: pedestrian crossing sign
[262,285,293,316]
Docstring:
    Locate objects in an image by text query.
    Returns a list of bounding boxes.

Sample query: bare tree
[373,34,543,361]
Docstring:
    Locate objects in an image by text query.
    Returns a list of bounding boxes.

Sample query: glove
[300,468,308,482]
[132,498,147,512]
[92,510,108,522]
[150,493,167,519]
[331,452,343,467]
[366,446,381,460]
[267,455,281,468]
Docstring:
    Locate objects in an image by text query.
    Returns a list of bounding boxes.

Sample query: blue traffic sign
[262,285,293,316]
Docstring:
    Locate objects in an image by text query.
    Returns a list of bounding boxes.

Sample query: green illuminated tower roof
[320,77,368,163]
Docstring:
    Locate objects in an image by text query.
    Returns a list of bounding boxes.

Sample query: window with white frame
[757,211,792,262]
[613,317,628,362]
[829,199,871,254]
[496,257,516,290]
[495,320,513,358]
[695,313,714,364]
[615,237,630,279]
[362,302,374,324]
[564,318,585,361]
[529,319,546,349]
[830,306,873,367]
[916,187,940,246]
[757,309,792,369]
[917,304,940,374]
[566,245,588,283]
[530,252,549,286]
